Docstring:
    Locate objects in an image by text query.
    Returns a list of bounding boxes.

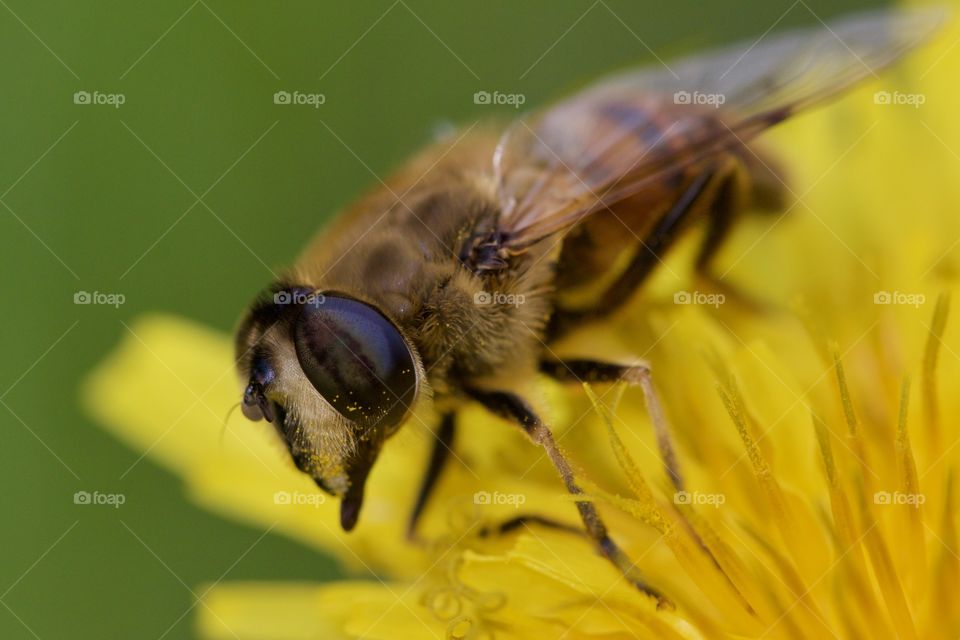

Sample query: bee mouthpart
[340,488,364,532]
[306,470,363,531]
[339,457,374,532]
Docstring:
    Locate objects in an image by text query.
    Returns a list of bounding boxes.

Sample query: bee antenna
[221,402,243,444]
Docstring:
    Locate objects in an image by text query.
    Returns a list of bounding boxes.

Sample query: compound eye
[293,294,417,429]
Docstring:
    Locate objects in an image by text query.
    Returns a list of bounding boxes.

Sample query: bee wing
[494,6,944,248]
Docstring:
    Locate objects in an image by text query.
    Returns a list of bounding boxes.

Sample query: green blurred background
[0,1,888,637]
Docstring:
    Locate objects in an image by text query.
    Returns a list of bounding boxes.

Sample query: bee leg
[547,161,728,340]
[406,412,456,541]
[478,514,581,537]
[693,156,779,312]
[539,359,683,493]
[465,387,672,608]
[693,164,743,275]
[596,167,719,311]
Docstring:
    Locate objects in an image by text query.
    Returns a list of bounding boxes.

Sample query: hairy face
[235,286,422,530]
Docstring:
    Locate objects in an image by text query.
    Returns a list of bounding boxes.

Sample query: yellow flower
[85,9,960,639]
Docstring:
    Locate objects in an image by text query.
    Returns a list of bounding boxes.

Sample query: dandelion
[85,8,960,639]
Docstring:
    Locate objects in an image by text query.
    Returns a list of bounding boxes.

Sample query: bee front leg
[406,412,456,541]
[464,387,672,608]
[539,359,684,493]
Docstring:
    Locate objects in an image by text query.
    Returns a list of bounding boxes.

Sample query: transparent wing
[494,6,944,248]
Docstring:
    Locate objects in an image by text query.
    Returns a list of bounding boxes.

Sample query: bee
[235,8,941,604]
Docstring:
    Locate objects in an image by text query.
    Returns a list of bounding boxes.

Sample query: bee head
[235,286,422,531]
